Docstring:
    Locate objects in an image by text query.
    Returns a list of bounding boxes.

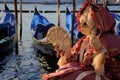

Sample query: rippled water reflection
[0,12,46,80]
[0,41,44,80]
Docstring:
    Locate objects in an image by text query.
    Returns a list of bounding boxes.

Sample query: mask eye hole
[83,23,87,25]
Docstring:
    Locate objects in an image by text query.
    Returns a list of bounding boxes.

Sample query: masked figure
[42,1,120,80]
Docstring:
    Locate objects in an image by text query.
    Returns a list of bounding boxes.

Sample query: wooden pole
[58,0,60,26]
[14,0,18,54]
[4,0,6,9]
[103,0,107,8]
[94,0,97,4]
[20,0,22,42]
[71,0,76,47]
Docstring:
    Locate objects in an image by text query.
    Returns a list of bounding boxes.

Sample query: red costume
[42,1,120,80]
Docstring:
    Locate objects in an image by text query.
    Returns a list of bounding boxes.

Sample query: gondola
[105,6,120,36]
[31,7,56,54]
[31,7,58,72]
[0,4,15,59]
[110,12,120,36]
[66,7,79,38]
[66,6,83,44]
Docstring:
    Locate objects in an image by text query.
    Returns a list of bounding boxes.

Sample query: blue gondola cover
[110,12,120,36]
[31,8,55,40]
[0,7,15,37]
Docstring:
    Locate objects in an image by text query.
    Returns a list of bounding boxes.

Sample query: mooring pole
[71,0,76,47]
[4,0,6,9]
[103,0,107,8]
[94,0,98,4]
[20,0,22,42]
[58,0,60,26]
[14,0,18,54]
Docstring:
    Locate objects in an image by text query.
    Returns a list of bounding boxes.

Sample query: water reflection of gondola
[30,7,59,72]
[0,4,15,60]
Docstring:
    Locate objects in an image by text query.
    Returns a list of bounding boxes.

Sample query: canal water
[0,3,120,80]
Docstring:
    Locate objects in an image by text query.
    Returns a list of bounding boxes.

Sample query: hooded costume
[42,1,120,80]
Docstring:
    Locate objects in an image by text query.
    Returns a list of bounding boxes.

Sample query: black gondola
[30,7,59,72]
[0,4,15,59]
